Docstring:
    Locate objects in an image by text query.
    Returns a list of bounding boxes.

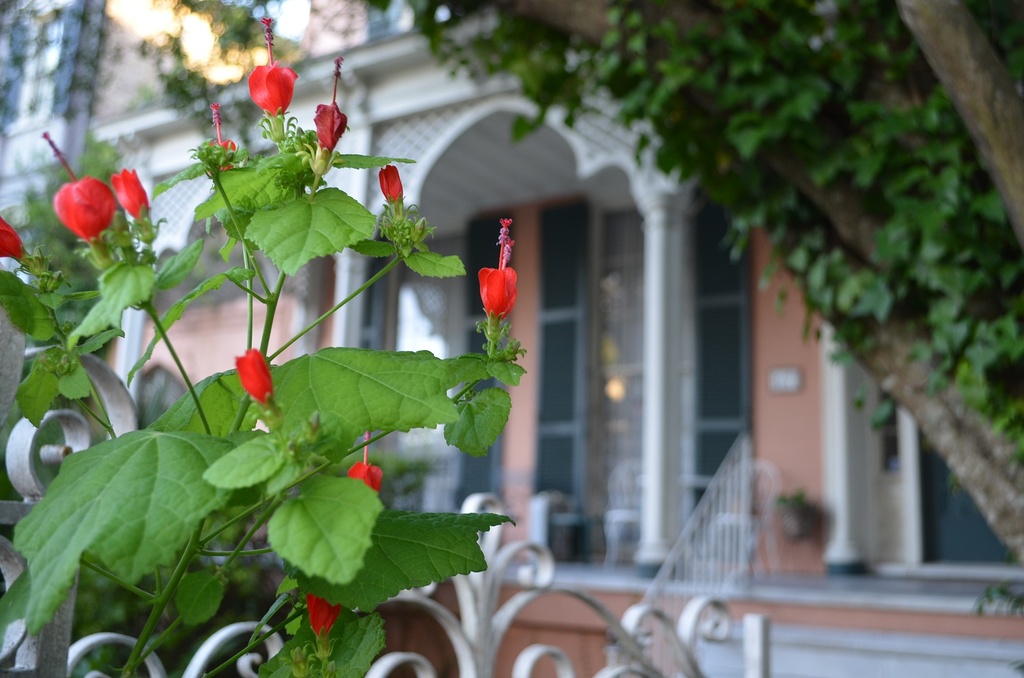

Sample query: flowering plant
[0,19,523,676]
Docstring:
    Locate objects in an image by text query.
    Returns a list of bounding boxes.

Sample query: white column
[634,188,687,573]
[820,324,867,573]
[898,408,924,565]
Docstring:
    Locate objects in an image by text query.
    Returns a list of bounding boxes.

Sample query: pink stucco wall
[749,230,827,575]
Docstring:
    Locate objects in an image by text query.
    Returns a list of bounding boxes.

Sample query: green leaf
[16,356,59,425]
[443,354,492,385]
[153,164,208,199]
[77,328,124,355]
[296,510,510,611]
[0,270,54,340]
[128,268,253,384]
[70,263,155,345]
[14,430,234,632]
[57,359,92,400]
[259,610,385,678]
[405,252,466,278]
[351,239,395,257]
[268,476,382,586]
[487,361,526,386]
[195,154,304,220]
[444,387,511,456]
[176,571,225,625]
[333,154,415,169]
[247,187,376,275]
[203,434,285,489]
[156,239,204,290]
[274,348,458,450]
[149,371,253,436]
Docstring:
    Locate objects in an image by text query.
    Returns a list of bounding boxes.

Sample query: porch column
[634,187,687,574]
[820,324,868,573]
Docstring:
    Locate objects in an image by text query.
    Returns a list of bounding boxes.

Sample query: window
[19,11,65,121]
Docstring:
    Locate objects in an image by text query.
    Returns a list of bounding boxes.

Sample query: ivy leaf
[444,387,511,456]
[259,610,384,678]
[128,268,253,384]
[0,270,54,340]
[16,355,59,425]
[14,430,234,633]
[333,154,415,169]
[155,239,204,290]
[268,476,382,586]
[296,510,510,611]
[247,187,375,275]
[203,434,284,489]
[176,571,225,625]
[70,263,155,346]
[405,252,466,278]
[274,348,458,451]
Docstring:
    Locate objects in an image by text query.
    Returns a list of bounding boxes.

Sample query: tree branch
[897,0,1024,252]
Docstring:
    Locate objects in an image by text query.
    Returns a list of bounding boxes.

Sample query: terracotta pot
[777,503,817,540]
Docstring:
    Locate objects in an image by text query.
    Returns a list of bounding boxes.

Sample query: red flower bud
[0,216,23,259]
[314,102,347,152]
[248,63,298,115]
[236,349,273,404]
[111,169,149,220]
[348,461,383,492]
[53,177,116,241]
[378,165,403,202]
[306,594,342,636]
[479,267,517,319]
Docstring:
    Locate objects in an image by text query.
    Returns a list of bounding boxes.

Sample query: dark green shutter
[694,200,749,477]
[535,203,588,503]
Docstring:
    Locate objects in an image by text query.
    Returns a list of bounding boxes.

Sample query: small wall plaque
[768,366,803,394]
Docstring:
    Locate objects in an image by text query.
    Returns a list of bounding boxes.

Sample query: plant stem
[123,528,202,675]
[144,303,211,435]
[270,256,401,361]
[199,547,275,557]
[201,496,274,545]
[260,273,287,356]
[81,557,154,600]
[203,609,304,678]
[218,496,283,571]
[210,173,270,295]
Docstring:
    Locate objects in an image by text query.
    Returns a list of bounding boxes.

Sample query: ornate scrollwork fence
[0,308,769,677]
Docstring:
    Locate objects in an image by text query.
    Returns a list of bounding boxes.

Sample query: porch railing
[641,433,778,676]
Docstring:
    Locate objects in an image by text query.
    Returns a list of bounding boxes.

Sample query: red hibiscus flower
[379,165,403,202]
[53,177,116,242]
[111,169,149,220]
[236,349,273,404]
[306,594,342,636]
[0,216,23,259]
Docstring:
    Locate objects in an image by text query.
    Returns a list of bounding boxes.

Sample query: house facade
[2,1,1023,675]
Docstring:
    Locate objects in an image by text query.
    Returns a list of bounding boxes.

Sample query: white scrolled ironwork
[67,633,168,677]
[367,493,754,678]
[180,622,285,678]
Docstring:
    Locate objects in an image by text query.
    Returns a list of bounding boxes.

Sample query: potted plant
[776,489,818,540]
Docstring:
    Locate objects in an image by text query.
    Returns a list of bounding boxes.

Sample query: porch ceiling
[418,111,633,234]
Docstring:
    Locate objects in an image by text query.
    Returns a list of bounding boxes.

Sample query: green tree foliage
[387,0,1024,561]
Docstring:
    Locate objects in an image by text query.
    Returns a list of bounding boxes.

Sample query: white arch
[392,94,649,206]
